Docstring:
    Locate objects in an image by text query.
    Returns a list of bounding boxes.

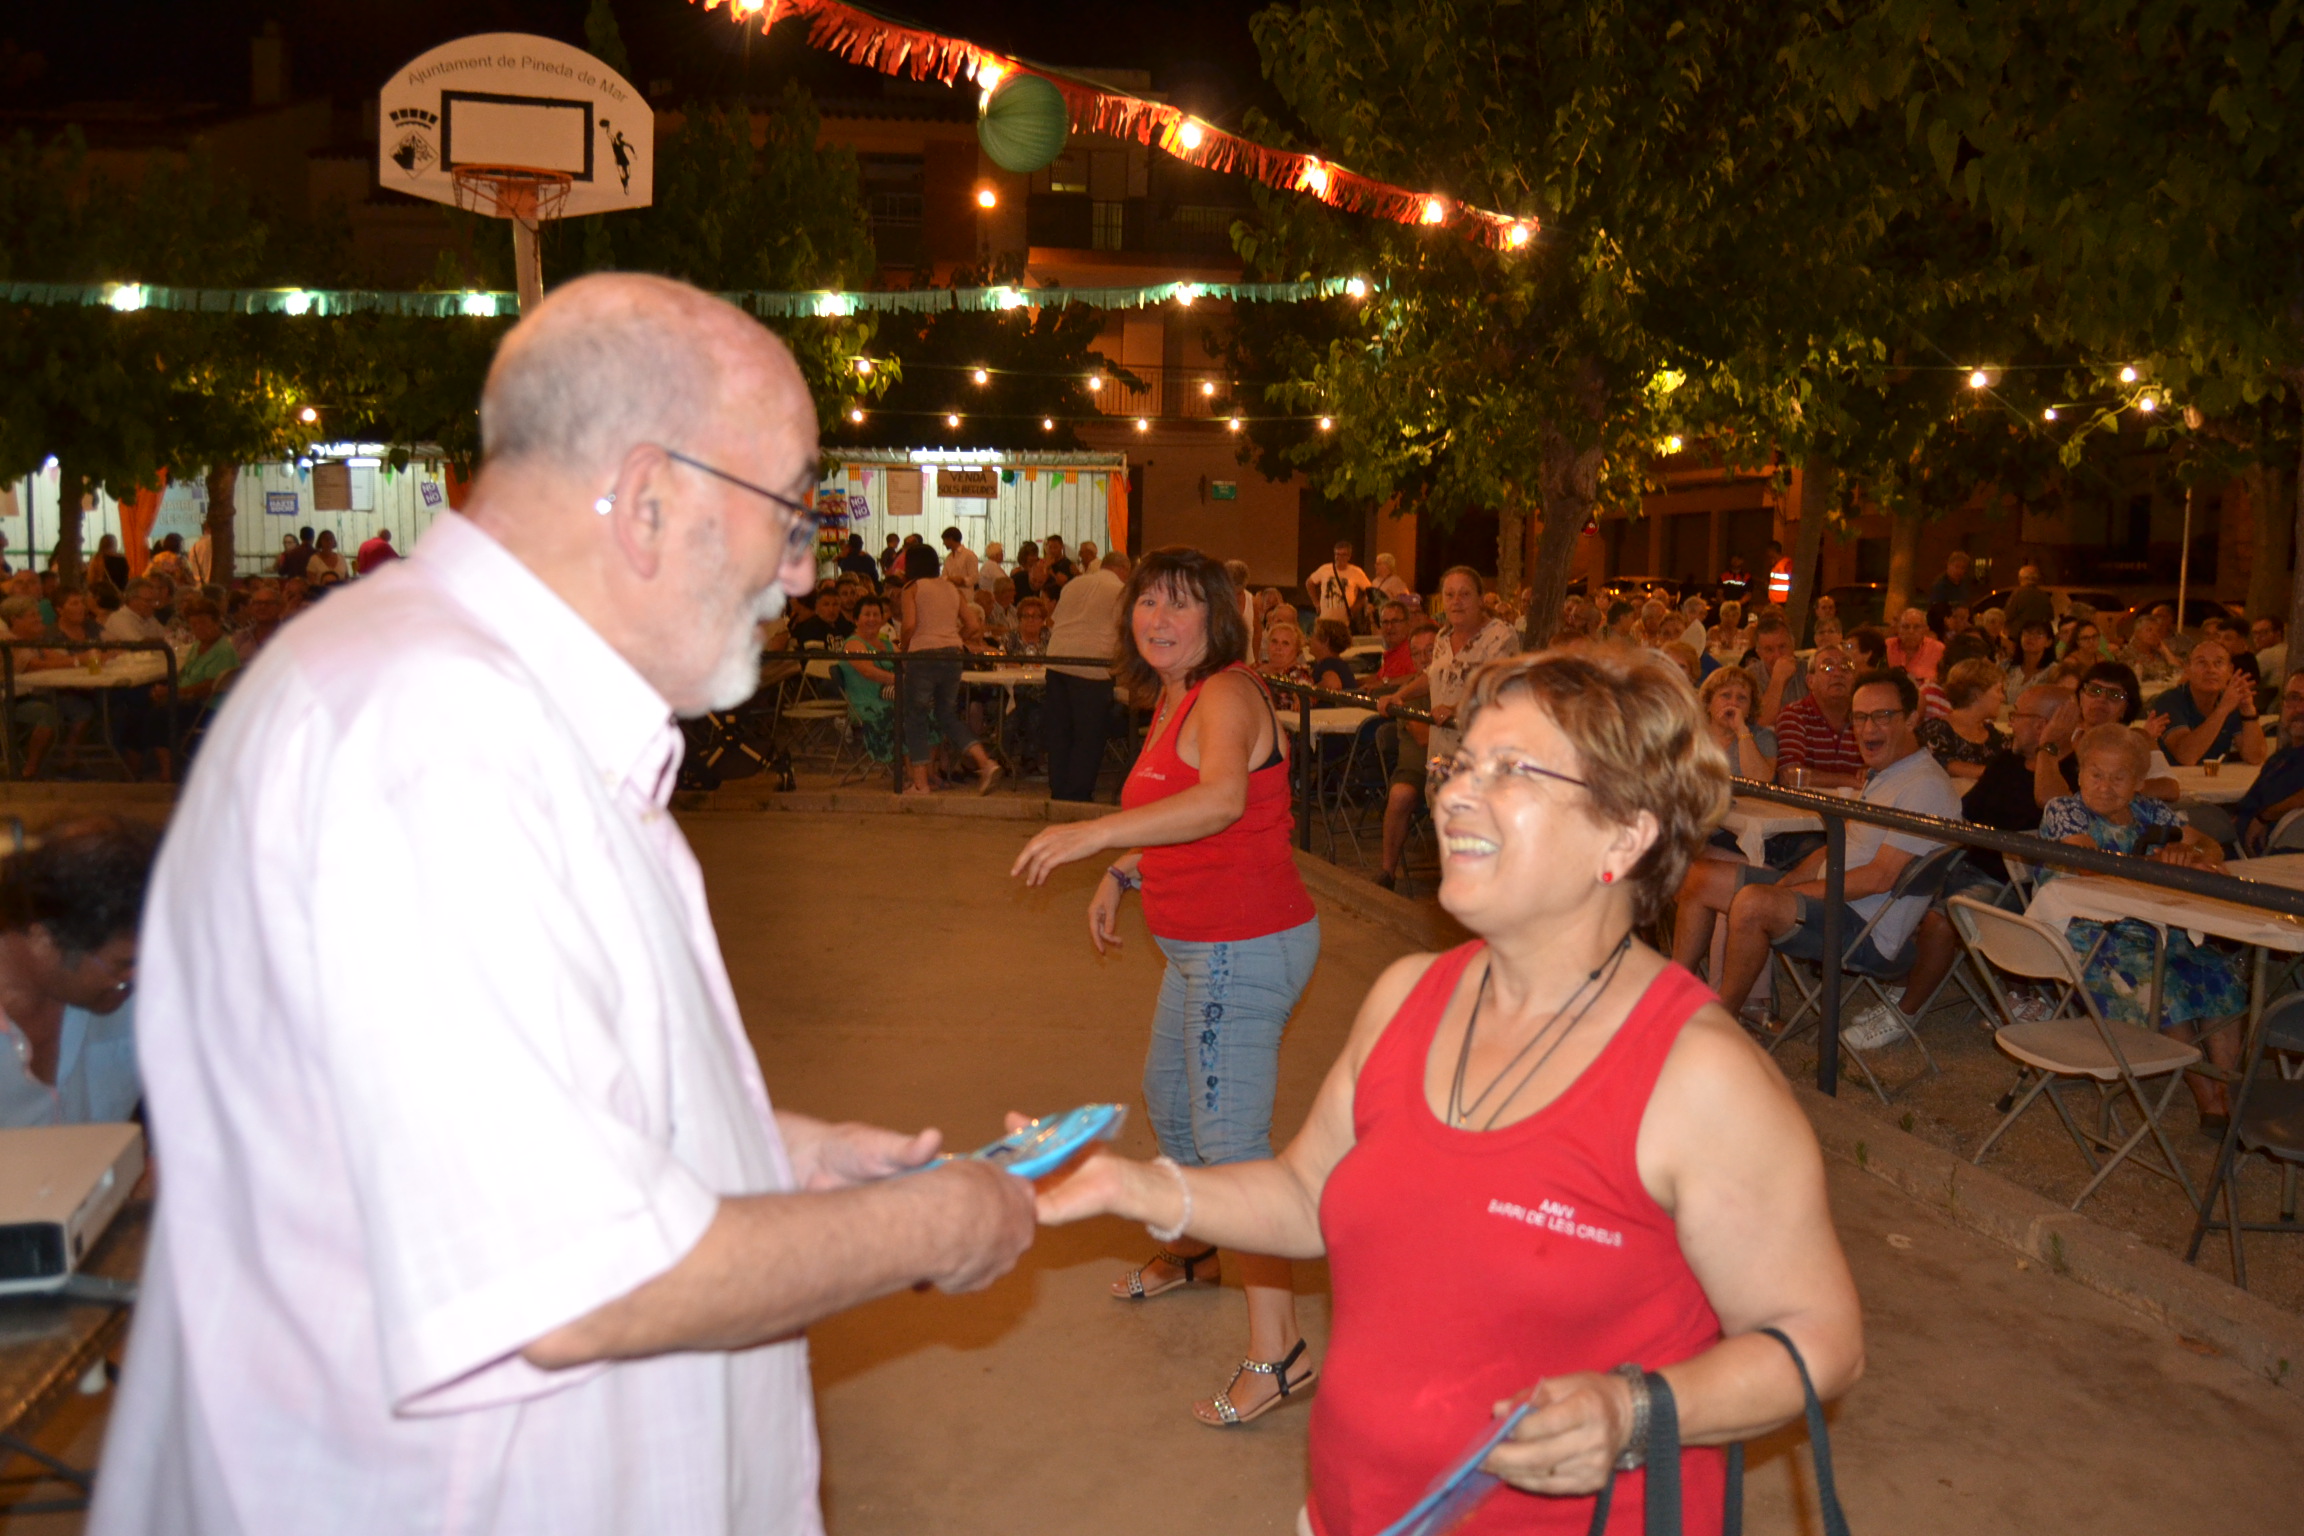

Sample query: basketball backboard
[378,33,652,218]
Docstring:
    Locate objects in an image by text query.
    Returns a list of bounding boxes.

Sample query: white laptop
[0,1123,144,1297]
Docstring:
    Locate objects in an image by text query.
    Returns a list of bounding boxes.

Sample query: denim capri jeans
[1144,916,1322,1167]
[901,646,978,762]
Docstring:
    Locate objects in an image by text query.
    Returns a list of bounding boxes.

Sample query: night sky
[3,1,1281,126]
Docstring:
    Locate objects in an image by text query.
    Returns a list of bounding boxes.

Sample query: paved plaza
[8,807,2304,1533]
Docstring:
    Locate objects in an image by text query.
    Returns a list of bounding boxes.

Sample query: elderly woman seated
[2037,722,2243,1132]
[1698,665,1774,782]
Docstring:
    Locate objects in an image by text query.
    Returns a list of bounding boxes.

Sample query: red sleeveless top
[1309,943,1726,1536]
[1119,664,1315,943]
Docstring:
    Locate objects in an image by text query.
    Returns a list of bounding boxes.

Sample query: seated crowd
[2,522,394,781]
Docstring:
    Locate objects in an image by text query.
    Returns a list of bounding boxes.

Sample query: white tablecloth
[1279,706,1377,739]
[2163,762,2259,805]
[2025,872,2304,953]
[961,667,1046,689]
[2228,854,2304,893]
[15,653,174,690]
[1717,796,1828,866]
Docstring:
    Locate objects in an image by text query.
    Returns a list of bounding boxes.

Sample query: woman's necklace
[1445,933,1634,1132]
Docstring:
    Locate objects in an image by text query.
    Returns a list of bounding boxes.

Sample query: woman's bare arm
[1037,952,1437,1257]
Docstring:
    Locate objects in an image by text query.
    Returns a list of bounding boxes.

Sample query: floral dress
[1918,717,2004,772]
[835,636,903,762]
[2036,794,2247,1027]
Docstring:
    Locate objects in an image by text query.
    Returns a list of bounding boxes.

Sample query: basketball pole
[513,221,544,314]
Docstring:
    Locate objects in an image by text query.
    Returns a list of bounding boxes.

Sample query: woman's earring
[593,493,616,516]
[1599,870,1616,885]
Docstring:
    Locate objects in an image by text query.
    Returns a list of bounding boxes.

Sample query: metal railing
[0,639,182,780]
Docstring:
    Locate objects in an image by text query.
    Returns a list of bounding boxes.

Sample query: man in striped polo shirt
[1774,644,1864,791]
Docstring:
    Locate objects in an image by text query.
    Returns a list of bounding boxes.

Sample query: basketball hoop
[450,164,574,232]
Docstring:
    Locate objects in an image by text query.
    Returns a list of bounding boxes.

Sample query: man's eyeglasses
[659,447,819,562]
[1849,707,1909,728]
[1426,750,1589,798]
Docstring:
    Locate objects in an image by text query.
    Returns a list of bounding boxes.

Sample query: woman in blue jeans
[898,543,999,795]
[1014,546,1321,1428]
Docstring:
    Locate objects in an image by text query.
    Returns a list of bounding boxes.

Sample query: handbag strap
[1586,1328,1848,1536]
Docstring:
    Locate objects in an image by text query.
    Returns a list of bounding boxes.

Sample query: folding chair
[1948,895,2202,1211]
[778,660,849,773]
[2266,808,2304,853]
[1767,842,1969,1103]
[2186,992,2304,1289]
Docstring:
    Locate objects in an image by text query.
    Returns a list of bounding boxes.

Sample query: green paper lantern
[978,73,1069,174]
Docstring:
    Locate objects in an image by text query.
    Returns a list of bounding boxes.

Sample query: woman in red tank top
[1014,547,1321,1428]
[1036,648,1865,1533]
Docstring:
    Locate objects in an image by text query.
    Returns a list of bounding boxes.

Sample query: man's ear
[603,444,675,581]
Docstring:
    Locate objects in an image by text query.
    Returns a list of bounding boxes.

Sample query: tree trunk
[204,462,239,586]
[1497,506,1524,614]
[2247,462,2292,625]
[51,460,86,588]
[1785,460,1834,646]
[1884,510,1921,624]
[2288,369,2304,668]
[1525,360,1608,649]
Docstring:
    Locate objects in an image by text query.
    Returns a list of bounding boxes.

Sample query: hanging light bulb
[1968,369,1989,388]
[1420,197,1446,225]
[1134,418,1150,432]
[946,412,961,428]
[1344,277,1368,298]
[972,367,989,385]
[1317,416,1334,432]
[975,186,999,210]
[2119,365,2138,383]
[1299,159,1330,197]
[1228,417,1243,432]
[1200,380,1216,397]
[298,406,319,424]
[2043,407,2058,422]
[848,407,865,424]
[976,60,1005,90]
[1177,120,1204,151]
[1087,375,1104,392]
[1664,435,1683,453]
[2138,395,2158,413]
[1505,222,1532,248]
[853,356,874,375]
[1042,417,1055,431]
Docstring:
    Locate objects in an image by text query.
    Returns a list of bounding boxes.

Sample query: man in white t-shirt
[102,579,167,643]
[940,526,979,588]
[1686,669,1964,1036]
[1304,540,1372,629]
[1044,550,1131,801]
[91,275,1034,1536]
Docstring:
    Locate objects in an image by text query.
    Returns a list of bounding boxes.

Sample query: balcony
[1093,366,1236,421]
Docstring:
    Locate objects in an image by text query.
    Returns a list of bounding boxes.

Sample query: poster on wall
[313,462,354,512]
[266,492,300,516]
[886,468,922,518]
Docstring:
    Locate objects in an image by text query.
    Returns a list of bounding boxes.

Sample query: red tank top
[1309,943,1726,1536]
[1119,664,1316,942]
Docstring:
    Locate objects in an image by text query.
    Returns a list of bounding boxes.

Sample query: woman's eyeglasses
[1426,751,1589,797]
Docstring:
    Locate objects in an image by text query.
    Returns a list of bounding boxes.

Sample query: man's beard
[695,580,787,714]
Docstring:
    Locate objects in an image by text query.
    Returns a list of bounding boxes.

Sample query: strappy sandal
[1110,1245,1220,1301]
[1198,1339,1317,1428]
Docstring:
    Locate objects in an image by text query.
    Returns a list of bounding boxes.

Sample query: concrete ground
[8,809,2304,1532]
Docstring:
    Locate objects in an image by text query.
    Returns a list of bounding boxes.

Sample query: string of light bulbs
[698,0,1540,249]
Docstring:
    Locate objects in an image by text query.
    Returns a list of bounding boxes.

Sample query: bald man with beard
[96,275,1034,1536]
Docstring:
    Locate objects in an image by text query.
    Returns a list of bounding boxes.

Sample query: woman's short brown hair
[1461,648,1730,924]
[1113,546,1247,699]
[1311,618,1351,656]
[1698,664,1752,711]
[1942,656,2004,711]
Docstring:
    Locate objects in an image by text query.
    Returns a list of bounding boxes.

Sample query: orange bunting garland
[695,0,1537,248]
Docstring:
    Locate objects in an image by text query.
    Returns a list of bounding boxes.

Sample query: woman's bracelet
[1145,1155,1193,1243]
[1106,864,1142,892]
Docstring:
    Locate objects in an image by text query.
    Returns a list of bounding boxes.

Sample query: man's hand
[917,1161,1037,1293]
[1769,657,1796,688]
[2136,711,2171,747]
[782,1117,942,1190]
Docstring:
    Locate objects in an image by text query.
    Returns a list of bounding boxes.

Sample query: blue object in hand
[952,1103,1128,1180]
